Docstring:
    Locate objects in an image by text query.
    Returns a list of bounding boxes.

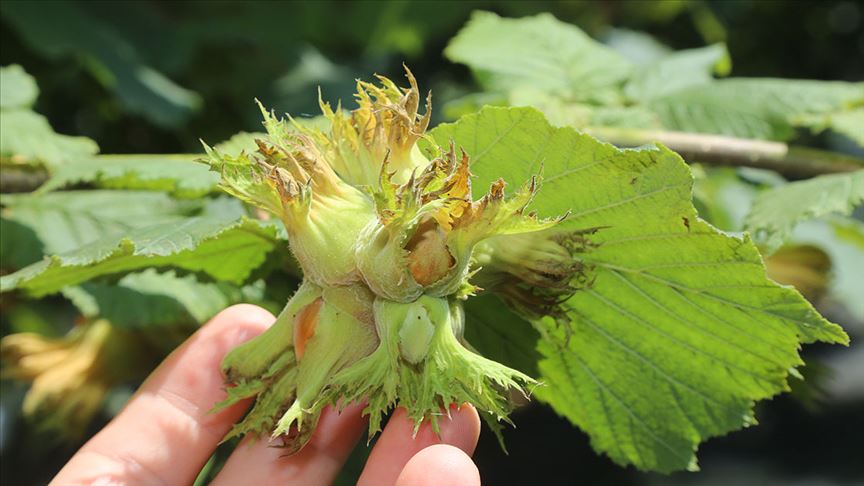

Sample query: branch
[584,127,864,179]
[0,164,48,193]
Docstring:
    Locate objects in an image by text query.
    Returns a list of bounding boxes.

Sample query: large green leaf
[429,106,847,472]
[744,170,864,252]
[648,79,864,141]
[38,155,219,197]
[1,191,202,255]
[0,64,38,109]
[0,215,280,297]
[445,11,632,104]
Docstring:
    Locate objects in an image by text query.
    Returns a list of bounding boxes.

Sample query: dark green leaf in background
[1,1,201,127]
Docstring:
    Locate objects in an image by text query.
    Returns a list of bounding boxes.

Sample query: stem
[584,127,864,179]
[0,164,48,193]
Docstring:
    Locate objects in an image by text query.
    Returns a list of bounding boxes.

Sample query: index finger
[51,304,275,485]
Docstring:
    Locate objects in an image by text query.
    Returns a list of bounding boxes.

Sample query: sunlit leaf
[430,106,847,472]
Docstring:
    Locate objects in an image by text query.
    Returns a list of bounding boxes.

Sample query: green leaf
[445,11,632,104]
[0,215,280,297]
[63,269,265,329]
[463,294,540,377]
[0,110,99,168]
[1,190,203,255]
[2,191,272,330]
[429,106,847,472]
[744,170,864,252]
[38,155,219,197]
[648,78,864,140]
[623,44,730,102]
[0,64,38,109]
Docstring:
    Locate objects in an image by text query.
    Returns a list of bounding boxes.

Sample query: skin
[52,304,482,486]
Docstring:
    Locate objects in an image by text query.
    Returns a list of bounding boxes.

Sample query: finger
[396,444,481,486]
[357,404,481,486]
[212,402,367,486]
[52,304,275,486]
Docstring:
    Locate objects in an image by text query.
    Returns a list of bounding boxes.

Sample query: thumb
[395,444,481,486]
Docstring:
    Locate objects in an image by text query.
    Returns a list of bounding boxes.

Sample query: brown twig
[584,127,864,179]
[0,164,49,193]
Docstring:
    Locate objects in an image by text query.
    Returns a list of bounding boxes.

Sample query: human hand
[52,305,482,485]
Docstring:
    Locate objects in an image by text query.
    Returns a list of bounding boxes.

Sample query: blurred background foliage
[2,0,862,154]
[1,0,862,485]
